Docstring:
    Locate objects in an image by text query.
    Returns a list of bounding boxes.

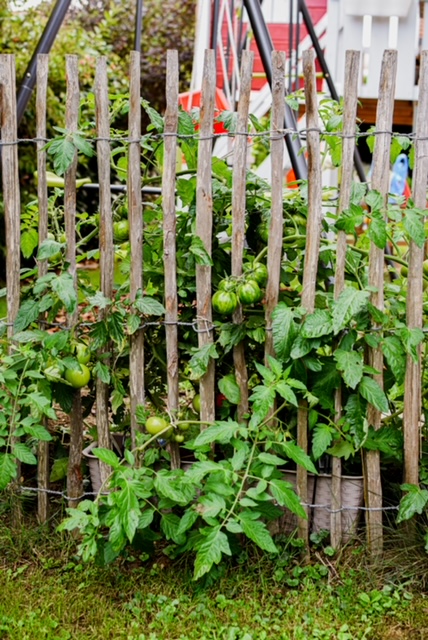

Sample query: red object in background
[403,180,412,202]
[179,88,231,134]
[216,393,227,408]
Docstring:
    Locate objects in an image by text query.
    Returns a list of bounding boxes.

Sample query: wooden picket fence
[1,47,428,554]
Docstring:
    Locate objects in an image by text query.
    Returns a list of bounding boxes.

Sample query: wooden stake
[128,51,145,449]
[163,50,181,468]
[36,53,50,522]
[297,50,323,547]
[232,50,254,422]
[196,50,216,429]
[331,50,361,548]
[95,57,113,484]
[403,50,428,486]
[364,49,397,555]
[64,55,84,508]
[264,51,285,361]
[0,55,22,522]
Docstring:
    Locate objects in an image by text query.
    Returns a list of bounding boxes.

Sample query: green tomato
[237,279,262,305]
[244,262,268,286]
[75,343,91,365]
[174,433,185,443]
[424,260,428,277]
[218,278,236,292]
[65,364,91,388]
[145,416,170,436]
[192,394,201,414]
[257,223,269,243]
[178,422,191,431]
[212,290,238,316]
[113,219,130,242]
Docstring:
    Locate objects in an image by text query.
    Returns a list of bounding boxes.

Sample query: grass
[0,518,427,640]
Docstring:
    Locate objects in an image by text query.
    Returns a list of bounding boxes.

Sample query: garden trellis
[1,47,428,559]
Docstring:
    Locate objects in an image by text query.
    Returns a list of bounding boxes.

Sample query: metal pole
[243,0,308,180]
[211,0,221,56]
[298,0,366,182]
[134,0,143,53]
[16,0,73,125]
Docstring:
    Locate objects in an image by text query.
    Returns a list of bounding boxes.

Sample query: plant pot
[270,470,364,543]
[82,434,124,494]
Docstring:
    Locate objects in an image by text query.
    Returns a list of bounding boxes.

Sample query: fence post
[95,56,113,483]
[364,49,397,555]
[196,50,216,430]
[232,49,254,422]
[128,51,145,450]
[297,49,323,548]
[0,54,22,521]
[36,53,50,522]
[64,55,84,508]
[162,50,181,468]
[331,50,361,548]
[403,50,428,486]
[264,51,285,362]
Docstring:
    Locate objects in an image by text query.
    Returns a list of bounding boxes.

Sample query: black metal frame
[243,0,308,180]
[16,0,144,126]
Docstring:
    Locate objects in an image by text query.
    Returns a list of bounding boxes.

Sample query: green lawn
[0,520,427,640]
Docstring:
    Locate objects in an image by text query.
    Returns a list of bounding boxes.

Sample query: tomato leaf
[21,228,39,259]
[332,288,370,334]
[312,423,335,460]
[281,441,318,474]
[397,484,428,523]
[270,478,306,518]
[51,272,77,314]
[272,303,296,362]
[134,295,165,316]
[301,309,333,339]
[193,527,232,580]
[0,453,17,490]
[13,443,37,465]
[358,376,389,414]
[189,236,213,266]
[239,513,278,553]
[218,374,241,404]
[188,343,218,380]
[14,299,40,332]
[93,447,121,469]
[382,336,406,384]
[193,420,240,446]
[334,349,364,389]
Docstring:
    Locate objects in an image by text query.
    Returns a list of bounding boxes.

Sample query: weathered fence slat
[264,51,285,362]
[162,50,181,468]
[403,50,428,486]
[232,49,254,422]
[36,53,50,522]
[64,55,84,507]
[0,54,22,521]
[196,49,216,429]
[95,57,113,484]
[0,55,20,337]
[297,49,323,547]
[331,50,361,548]
[128,51,145,450]
[364,49,397,555]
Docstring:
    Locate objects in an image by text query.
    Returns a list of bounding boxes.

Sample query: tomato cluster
[211,261,267,315]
